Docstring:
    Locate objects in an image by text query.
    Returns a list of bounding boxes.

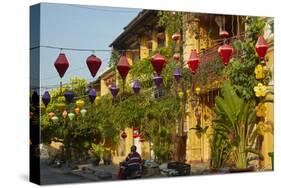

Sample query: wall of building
[261,41,274,170]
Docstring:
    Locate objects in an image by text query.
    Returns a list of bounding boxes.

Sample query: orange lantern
[75,107,80,115]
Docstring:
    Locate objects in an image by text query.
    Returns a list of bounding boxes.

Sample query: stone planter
[229,166,255,173]
[103,151,112,165]
[91,155,101,166]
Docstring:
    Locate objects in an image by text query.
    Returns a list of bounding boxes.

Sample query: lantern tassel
[60,81,62,95]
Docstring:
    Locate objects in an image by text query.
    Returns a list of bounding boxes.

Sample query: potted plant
[102,148,112,165]
[90,143,103,166]
[212,83,263,172]
[190,124,208,139]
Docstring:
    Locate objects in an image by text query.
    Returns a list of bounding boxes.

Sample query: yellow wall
[140,35,149,59]
[184,18,200,60]
[184,15,214,163]
[152,29,158,51]
[100,79,109,96]
[186,96,214,163]
[261,47,274,170]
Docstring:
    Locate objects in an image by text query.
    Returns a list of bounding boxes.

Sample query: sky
[30,3,141,93]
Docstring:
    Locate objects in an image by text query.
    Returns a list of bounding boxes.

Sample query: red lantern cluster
[255,35,268,60]
[117,55,131,80]
[86,55,102,78]
[151,53,166,75]
[54,53,69,78]
[217,30,233,66]
[187,49,200,74]
[218,44,234,66]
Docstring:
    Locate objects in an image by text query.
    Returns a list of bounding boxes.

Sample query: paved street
[40,158,92,185]
[39,150,211,185]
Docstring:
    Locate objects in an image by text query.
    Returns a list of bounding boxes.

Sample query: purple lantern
[64,91,74,103]
[88,89,96,103]
[153,75,163,87]
[42,91,51,107]
[132,80,141,94]
[109,84,119,97]
[173,68,182,83]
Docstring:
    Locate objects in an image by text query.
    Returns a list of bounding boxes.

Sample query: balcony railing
[198,32,246,64]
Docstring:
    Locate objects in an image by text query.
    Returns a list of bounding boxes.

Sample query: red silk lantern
[187,50,200,74]
[54,53,69,78]
[139,134,145,142]
[86,55,102,78]
[255,35,268,60]
[219,30,229,38]
[121,131,127,139]
[133,127,139,138]
[117,55,131,80]
[151,54,166,75]
[172,32,180,41]
[218,44,234,65]
[173,53,180,61]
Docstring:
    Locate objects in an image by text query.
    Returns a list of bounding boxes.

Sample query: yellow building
[103,10,274,169]
[183,14,273,169]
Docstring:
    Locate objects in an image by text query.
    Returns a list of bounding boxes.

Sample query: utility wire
[63,4,140,14]
[30,45,140,53]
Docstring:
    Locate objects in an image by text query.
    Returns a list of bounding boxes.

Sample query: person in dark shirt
[124,145,142,178]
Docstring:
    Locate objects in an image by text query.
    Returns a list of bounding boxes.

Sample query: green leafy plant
[226,17,271,100]
[213,83,263,169]
[210,131,232,169]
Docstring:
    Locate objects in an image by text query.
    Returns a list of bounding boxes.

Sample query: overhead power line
[63,4,140,14]
[30,45,140,53]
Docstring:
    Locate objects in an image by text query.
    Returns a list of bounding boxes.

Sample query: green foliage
[194,58,225,87]
[210,131,232,169]
[213,83,262,169]
[91,143,104,156]
[226,17,270,100]
[130,58,154,88]
[40,77,119,162]
[108,49,120,68]
[158,11,183,36]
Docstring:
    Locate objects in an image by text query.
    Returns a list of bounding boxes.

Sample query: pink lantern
[62,110,68,119]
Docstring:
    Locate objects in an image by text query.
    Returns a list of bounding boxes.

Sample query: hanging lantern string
[30,57,110,81]
[30,45,140,53]
[30,77,97,89]
[231,15,235,37]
